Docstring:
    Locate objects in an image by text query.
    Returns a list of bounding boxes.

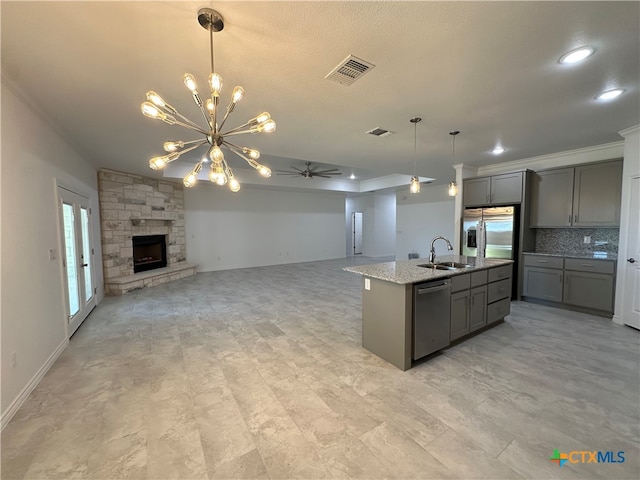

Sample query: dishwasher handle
[416,281,450,295]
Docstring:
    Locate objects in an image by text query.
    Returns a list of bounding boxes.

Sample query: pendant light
[448,130,460,197]
[409,117,422,194]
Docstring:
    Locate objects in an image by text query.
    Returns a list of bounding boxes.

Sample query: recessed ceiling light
[596,88,624,101]
[559,46,595,65]
[350,173,356,180]
[492,146,505,155]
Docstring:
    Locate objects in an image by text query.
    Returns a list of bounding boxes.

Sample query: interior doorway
[352,211,363,255]
[58,186,96,336]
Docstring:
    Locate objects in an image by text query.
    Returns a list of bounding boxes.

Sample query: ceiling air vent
[366,127,394,138]
[325,55,375,86]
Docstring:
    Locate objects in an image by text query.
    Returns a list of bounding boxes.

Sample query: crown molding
[477,141,624,176]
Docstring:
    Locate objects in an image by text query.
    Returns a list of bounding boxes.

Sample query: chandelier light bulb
[210,145,224,162]
[254,112,270,124]
[259,166,272,178]
[206,99,214,112]
[183,162,203,188]
[209,73,223,96]
[141,102,164,120]
[183,73,198,94]
[229,178,241,192]
[231,86,244,103]
[242,147,260,159]
[257,119,276,133]
[149,156,168,170]
[146,91,167,108]
[163,141,184,152]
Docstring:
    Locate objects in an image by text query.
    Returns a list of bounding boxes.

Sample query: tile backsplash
[535,228,619,255]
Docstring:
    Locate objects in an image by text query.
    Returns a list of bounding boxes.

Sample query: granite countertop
[522,251,618,260]
[343,255,513,285]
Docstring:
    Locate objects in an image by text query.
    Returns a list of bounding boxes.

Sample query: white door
[622,176,640,329]
[58,187,96,335]
[353,212,363,255]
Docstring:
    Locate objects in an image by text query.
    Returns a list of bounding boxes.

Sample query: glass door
[58,187,96,335]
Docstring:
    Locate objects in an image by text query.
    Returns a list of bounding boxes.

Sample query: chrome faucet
[429,236,453,263]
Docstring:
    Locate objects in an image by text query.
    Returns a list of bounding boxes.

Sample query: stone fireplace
[99,169,196,295]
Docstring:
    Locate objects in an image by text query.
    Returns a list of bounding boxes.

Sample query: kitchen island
[344,255,513,370]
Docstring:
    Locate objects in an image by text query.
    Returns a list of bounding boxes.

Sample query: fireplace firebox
[132,235,167,273]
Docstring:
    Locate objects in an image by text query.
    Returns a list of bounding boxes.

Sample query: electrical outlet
[49,249,56,261]
[11,352,17,368]
[583,236,591,244]
[365,278,371,291]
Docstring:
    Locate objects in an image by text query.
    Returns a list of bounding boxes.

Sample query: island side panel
[361,277,412,370]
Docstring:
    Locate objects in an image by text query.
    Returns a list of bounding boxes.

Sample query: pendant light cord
[413,121,417,175]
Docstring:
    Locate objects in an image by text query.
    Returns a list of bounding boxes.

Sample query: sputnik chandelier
[140,8,275,192]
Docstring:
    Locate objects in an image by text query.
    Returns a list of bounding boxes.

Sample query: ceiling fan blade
[314,170,342,175]
[274,171,301,175]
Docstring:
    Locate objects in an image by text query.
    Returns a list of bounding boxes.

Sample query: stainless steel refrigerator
[462,206,516,259]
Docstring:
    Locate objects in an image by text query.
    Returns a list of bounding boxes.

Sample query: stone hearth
[99,169,196,295]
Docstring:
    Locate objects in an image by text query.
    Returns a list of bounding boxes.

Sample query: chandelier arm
[218,109,233,132]
[222,121,254,135]
[211,97,219,134]
[171,120,210,136]
[222,128,258,137]
[174,140,209,158]
[169,108,207,131]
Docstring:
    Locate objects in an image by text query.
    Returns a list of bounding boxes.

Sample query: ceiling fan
[275,162,342,179]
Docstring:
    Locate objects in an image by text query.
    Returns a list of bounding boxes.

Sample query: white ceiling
[2,1,638,193]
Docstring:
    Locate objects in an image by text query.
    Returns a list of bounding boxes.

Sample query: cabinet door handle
[491,193,494,202]
[574,214,578,223]
[568,214,571,224]
[486,194,490,203]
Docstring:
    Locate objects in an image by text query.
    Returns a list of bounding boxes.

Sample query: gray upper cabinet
[463,177,491,206]
[530,168,574,227]
[572,161,623,227]
[530,160,622,228]
[463,172,523,207]
[491,172,523,204]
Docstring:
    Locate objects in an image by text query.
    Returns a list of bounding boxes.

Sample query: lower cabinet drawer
[488,265,512,283]
[564,258,615,274]
[487,278,511,304]
[487,298,510,324]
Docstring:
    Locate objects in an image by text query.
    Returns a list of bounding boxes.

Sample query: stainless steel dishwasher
[413,279,451,360]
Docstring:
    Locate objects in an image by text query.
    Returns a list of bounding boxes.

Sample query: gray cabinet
[450,291,470,340]
[486,265,512,324]
[469,286,488,332]
[522,266,564,302]
[522,254,615,315]
[530,168,574,227]
[572,162,623,227]
[522,254,564,301]
[463,172,523,207]
[563,258,615,312]
[530,160,622,228]
[451,266,511,340]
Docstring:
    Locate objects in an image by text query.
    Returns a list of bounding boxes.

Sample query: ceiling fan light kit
[140,8,276,192]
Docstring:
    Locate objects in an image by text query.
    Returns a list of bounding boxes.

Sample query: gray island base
[344,255,513,370]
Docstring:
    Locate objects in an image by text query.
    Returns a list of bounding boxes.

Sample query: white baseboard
[612,314,624,326]
[1,338,69,431]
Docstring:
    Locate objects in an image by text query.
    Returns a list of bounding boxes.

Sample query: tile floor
[1,257,639,479]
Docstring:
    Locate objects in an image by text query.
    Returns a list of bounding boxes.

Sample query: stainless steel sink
[435,261,473,268]
[416,261,473,271]
[416,263,456,270]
